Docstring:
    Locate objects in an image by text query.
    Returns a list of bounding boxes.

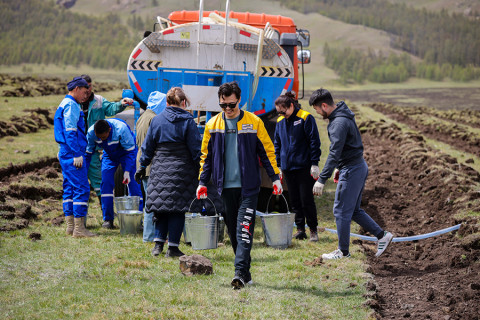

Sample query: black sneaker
[165,246,185,258]
[231,272,246,290]
[293,230,307,240]
[151,242,164,256]
[102,220,115,229]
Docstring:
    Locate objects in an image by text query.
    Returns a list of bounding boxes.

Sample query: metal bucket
[114,196,140,212]
[185,198,220,250]
[260,194,295,249]
[184,214,224,244]
[189,215,220,250]
[118,210,143,235]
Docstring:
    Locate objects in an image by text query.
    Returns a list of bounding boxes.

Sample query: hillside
[4,0,480,85]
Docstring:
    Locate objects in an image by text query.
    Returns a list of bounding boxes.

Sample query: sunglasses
[219,100,239,110]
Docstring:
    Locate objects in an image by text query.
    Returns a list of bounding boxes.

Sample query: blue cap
[67,77,89,91]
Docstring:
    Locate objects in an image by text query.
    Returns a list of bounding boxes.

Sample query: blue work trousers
[100,156,143,222]
[283,167,318,231]
[153,213,185,247]
[334,159,383,251]
[59,152,90,218]
[221,188,257,278]
[142,177,155,242]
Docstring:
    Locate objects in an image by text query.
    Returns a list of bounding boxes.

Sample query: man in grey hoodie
[309,88,394,260]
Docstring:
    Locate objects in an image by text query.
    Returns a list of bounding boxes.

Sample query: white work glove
[278,168,283,182]
[196,185,207,199]
[272,180,283,195]
[123,171,131,184]
[73,156,83,168]
[310,165,320,180]
[312,181,324,196]
[121,98,134,106]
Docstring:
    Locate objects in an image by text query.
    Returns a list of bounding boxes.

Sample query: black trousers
[221,188,258,277]
[283,167,318,231]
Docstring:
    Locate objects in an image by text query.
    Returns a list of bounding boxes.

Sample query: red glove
[333,169,339,184]
[196,185,208,199]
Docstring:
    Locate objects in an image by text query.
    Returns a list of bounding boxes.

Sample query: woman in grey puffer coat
[137,87,201,257]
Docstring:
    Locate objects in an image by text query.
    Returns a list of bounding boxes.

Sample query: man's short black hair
[94,119,110,135]
[309,88,334,107]
[80,74,92,84]
[218,81,241,100]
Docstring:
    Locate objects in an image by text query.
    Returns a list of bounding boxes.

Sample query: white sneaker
[322,249,351,260]
[375,231,394,257]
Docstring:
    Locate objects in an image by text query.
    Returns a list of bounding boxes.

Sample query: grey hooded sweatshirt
[318,101,364,184]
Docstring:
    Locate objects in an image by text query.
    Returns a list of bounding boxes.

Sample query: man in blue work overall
[309,88,394,259]
[85,119,143,229]
[54,77,96,238]
[80,74,133,204]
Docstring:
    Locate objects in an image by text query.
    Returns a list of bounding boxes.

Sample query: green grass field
[0,203,374,320]
[0,93,377,319]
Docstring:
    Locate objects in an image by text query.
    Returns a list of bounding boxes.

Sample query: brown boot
[65,215,74,236]
[73,217,97,238]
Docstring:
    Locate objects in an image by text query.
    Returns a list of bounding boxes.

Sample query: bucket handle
[188,197,218,216]
[265,193,290,214]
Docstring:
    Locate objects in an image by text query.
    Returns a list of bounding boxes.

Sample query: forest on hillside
[279,0,480,83]
[0,0,136,70]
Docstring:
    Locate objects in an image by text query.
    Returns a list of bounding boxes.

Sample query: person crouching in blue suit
[85,119,144,229]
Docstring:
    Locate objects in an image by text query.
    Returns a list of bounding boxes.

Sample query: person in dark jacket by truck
[274,91,321,242]
[309,88,394,259]
[135,87,202,258]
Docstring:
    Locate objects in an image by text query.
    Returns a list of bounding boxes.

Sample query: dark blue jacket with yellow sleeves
[274,108,321,171]
[199,110,280,197]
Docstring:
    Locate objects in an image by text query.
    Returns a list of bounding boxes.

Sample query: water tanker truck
[119,1,311,208]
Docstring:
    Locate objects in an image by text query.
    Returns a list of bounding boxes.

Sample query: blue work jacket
[274,108,321,171]
[85,118,137,173]
[54,95,87,157]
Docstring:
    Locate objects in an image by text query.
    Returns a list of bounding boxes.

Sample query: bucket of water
[118,210,143,235]
[259,194,295,249]
[114,196,140,212]
[185,198,220,250]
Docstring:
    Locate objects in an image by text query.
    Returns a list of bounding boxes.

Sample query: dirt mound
[0,108,54,139]
[357,119,480,319]
[0,74,127,97]
[0,157,59,180]
[367,103,480,157]
[0,157,63,232]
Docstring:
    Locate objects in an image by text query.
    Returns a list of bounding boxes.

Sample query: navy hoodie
[140,106,202,167]
[318,101,364,184]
